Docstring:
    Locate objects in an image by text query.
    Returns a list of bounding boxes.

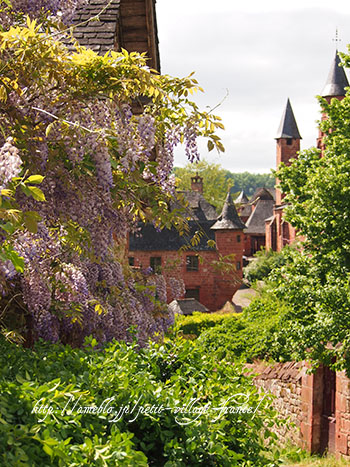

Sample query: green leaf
[1,246,25,273]
[26,175,44,185]
[0,222,17,235]
[207,140,214,152]
[43,445,53,457]
[1,189,14,197]
[27,186,46,202]
[45,122,55,138]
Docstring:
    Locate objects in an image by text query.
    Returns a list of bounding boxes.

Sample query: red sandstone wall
[129,247,243,311]
[335,371,350,459]
[250,361,305,446]
[276,138,300,205]
[251,361,350,460]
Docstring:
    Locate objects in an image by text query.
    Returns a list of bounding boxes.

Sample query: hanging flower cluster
[0,4,224,345]
[0,138,22,191]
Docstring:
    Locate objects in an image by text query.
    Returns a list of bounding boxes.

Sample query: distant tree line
[173,161,275,211]
[225,171,275,197]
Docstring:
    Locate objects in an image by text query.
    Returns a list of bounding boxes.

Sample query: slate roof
[211,192,246,231]
[238,204,252,218]
[250,187,274,204]
[72,0,120,55]
[235,190,249,204]
[168,298,209,315]
[129,220,216,251]
[276,98,302,139]
[178,191,218,221]
[245,199,274,235]
[130,188,220,251]
[321,50,349,98]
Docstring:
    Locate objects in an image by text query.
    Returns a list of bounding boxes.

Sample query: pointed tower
[211,192,246,308]
[235,190,249,205]
[275,98,301,205]
[318,50,349,151]
[235,190,252,223]
[321,50,349,100]
[211,192,246,233]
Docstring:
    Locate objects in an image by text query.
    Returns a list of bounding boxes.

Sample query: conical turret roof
[276,98,302,140]
[321,50,349,98]
[235,190,249,204]
[211,192,246,230]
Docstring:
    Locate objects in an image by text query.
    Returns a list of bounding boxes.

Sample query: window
[287,139,293,146]
[237,234,241,243]
[128,257,134,266]
[150,257,161,273]
[236,261,241,270]
[185,288,200,301]
[186,255,199,271]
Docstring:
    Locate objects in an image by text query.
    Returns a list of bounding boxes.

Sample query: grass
[283,458,349,466]
[280,445,350,466]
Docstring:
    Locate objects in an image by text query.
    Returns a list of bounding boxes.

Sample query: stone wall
[249,361,305,445]
[127,248,243,311]
[335,371,350,458]
[250,360,350,460]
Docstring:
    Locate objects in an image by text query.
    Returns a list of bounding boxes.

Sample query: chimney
[191,174,203,194]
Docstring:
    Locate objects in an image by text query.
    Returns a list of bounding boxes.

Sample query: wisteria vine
[0,1,223,345]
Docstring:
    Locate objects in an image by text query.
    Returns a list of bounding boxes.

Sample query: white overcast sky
[156,0,350,173]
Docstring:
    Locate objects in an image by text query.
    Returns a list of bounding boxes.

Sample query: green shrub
[171,311,235,338]
[198,289,292,363]
[244,248,290,283]
[0,335,282,466]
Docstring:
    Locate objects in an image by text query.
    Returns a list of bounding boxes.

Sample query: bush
[198,289,292,363]
[0,335,282,466]
[244,248,290,283]
[171,311,235,338]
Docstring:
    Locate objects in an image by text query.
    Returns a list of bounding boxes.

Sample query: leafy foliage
[244,247,291,283]
[269,48,350,373]
[173,160,232,211]
[198,288,292,363]
[0,6,225,344]
[226,171,275,197]
[0,336,282,466]
[170,311,233,338]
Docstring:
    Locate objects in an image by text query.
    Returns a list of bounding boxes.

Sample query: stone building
[244,187,275,256]
[128,176,246,311]
[266,51,349,252]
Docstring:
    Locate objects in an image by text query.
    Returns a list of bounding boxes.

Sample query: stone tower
[317,50,349,152]
[211,192,246,308]
[275,98,302,205]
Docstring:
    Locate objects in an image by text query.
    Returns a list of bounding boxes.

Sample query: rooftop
[168,298,209,315]
[321,50,349,98]
[211,192,246,231]
[276,98,302,140]
[245,199,275,235]
[72,0,120,55]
